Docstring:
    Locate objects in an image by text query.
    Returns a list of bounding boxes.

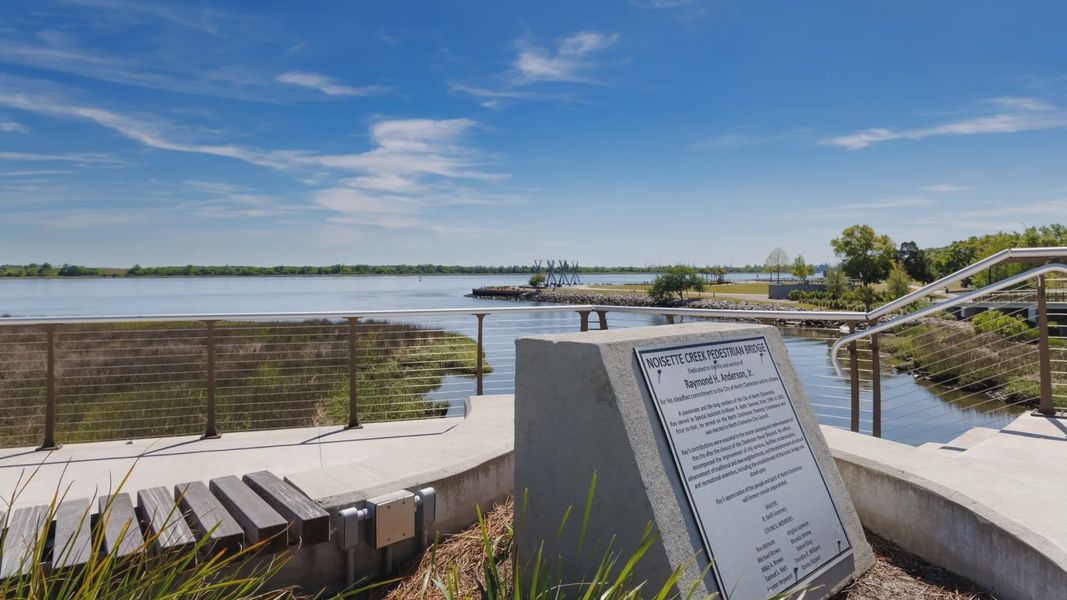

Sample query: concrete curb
[823,426,1067,600]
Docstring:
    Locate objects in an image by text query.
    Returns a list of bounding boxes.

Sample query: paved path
[0,415,462,509]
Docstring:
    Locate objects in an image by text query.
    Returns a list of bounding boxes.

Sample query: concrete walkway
[825,413,1067,599]
[0,398,512,510]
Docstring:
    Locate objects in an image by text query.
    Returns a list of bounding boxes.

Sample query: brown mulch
[832,533,993,600]
[386,499,993,599]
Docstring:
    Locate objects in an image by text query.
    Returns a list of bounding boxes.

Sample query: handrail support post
[578,310,590,332]
[870,326,881,438]
[1036,275,1055,416]
[475,314,486,396]
[595,310,609,330]
[38,324,60,451]
[346,317,363,429]
[202,320,220,439]
[848,322,860,433]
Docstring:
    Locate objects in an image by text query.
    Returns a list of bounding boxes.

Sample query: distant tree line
[0,263,657,278]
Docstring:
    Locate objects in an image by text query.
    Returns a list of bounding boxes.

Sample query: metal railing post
[596,310,609,330]
[347,317,362,429]
[870,327,881,438]
[203,320,219,439]
[475,314,486,396]
[578,310,590,332]
[848,322,860,433]
[1036,275,1055,415]
[665,314,675,325]
[38,325,59,450]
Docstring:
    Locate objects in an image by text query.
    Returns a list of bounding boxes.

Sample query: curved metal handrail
[830,262,1067,377]
[868,246,1067,319]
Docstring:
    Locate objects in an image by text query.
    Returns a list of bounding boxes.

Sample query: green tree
[823,267,848,299]
[649,266,705,301]
[831,225,895,309]
[896,241,932,283]
[763,247,790,283]
[790,255,814,283]
[528,273,546,287]
[886,263,912,299]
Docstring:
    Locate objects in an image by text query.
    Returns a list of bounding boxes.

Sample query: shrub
[649,266,705,301]
[972,310,1038,341]
[528,273,546,287]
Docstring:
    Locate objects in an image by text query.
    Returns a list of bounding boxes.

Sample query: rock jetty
[468,286,834,323]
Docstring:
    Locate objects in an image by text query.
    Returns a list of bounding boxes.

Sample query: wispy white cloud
[513,31,619,84]
[0,81,513,235]
[451,31,618,109]
[838,196,932,210]
[0,32,297,102]
[0,87,499,180]
[0,121,28,133]
[10,209,144,229]
[0,169,73,177]
[632,0,704,7]
[765,196,936,224]
[0,150,124,165]
[689,129,809,149]
[177,180,302,219]
[919,184,968,193]
[447,82,582,110]
[822,96,1067,149]
[61,0,241,36]
[276,71,387,97]
[982,96,1053,112]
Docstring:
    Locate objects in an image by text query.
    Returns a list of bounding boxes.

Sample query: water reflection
[780,327,1024,445]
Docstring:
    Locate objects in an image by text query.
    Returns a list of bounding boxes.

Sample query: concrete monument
[515,322,873,600]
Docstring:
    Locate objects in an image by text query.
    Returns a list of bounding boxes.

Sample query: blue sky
[1,0,1066,267]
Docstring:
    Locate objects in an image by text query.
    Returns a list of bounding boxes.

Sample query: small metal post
[665,314,675,325]
[1036,275,1055,415]
[347,317,362,429]
[578,311,590,332]
[39,325,59,451]
[475,314,486,396]
[870,328,881,438]
[848,322,860,433]
[203,320,219,439]
[595,310,609,330]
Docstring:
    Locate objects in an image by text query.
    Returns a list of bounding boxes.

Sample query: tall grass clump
[388,476,807,600]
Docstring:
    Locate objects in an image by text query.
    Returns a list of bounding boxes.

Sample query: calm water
[0,275,1024,444]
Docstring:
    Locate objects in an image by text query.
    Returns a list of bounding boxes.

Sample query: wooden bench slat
[0,505,48,579]
[136,487,195,554]
[244,471,329,545]
[209,476,286,550]
[52,499,94,570]
[98,494,145,558]
[175,482,244,554]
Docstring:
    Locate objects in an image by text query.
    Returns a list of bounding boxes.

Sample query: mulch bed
[385,499,992,599]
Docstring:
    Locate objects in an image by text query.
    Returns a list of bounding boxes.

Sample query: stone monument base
[514,322,873,600]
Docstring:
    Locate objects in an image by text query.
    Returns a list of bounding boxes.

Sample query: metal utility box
[366,490,415,549]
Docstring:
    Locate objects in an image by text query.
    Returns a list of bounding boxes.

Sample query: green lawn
[585,282,771,296]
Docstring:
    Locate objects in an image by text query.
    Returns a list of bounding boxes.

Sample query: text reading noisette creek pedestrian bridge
[1,248,1066,596]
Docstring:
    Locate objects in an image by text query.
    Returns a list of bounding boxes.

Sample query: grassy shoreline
[880,317,1066,408]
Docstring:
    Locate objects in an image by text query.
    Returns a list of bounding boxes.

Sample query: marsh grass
[881,318,1067,407]
[0,320,486,448]
[389,476,808,600]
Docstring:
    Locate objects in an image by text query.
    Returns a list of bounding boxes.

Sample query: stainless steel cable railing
[0,304,862,450]
[4,247,1067,451]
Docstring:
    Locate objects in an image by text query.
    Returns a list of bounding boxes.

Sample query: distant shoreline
[0,271,663,281]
